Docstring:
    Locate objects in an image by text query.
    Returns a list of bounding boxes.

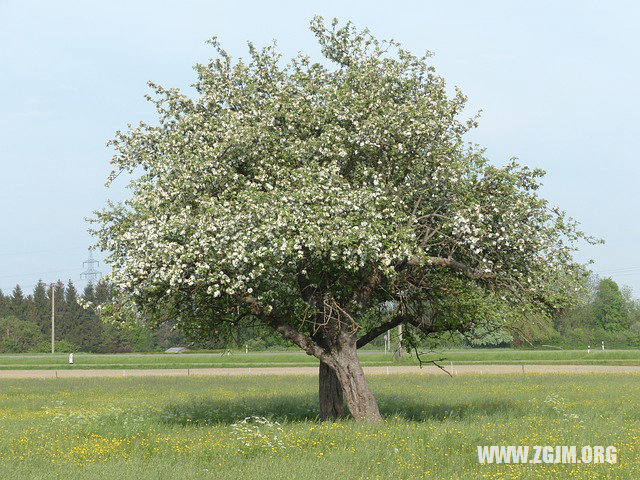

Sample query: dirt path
[1,364,640,379]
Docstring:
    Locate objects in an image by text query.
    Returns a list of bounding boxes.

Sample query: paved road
[1,364,640,379]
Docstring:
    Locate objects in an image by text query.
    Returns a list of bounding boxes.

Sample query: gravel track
[2,364,640,379]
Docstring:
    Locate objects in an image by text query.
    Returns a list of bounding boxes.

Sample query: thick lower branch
[356,315,406,349]
[238,294,331,362]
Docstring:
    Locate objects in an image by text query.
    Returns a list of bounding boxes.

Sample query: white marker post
[602,341,605,351]
[68,353,74,364]
[588,344,591,354]
[245,344,248,354]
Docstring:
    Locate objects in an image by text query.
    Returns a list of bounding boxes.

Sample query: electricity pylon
[81,249,102,285]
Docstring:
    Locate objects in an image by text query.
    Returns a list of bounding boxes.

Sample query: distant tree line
[551,277,640,348]
[456,276,640,349]
[0,280,153,353]
[0,276,637,353]
[395,275,640,350]
[0,280,291,353]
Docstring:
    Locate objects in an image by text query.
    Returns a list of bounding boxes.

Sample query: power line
[0,246,87,257]
[596,267,640,273]
[0,267,85,293]
[0,267,83,280]
[0,282,42,293]
[0,279,86,294]
[596,267,640,274]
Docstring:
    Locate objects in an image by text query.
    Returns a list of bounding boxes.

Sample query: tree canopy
[93,18,593,420]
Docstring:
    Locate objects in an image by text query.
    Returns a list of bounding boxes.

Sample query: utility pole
[50,283,55,354]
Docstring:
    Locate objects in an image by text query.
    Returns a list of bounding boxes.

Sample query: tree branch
[403,256,494,280]
[405,334,452,376]
[356,314,405,349]
[405,317,444,335]
[238,294,332,362]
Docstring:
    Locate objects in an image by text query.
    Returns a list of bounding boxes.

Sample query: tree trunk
[318,360,345,421]
[330,340,382,421]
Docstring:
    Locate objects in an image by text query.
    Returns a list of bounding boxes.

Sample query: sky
[0,0,639,296]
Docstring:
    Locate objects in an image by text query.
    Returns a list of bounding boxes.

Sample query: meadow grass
[0,373,638,479]
[2,348,640,370]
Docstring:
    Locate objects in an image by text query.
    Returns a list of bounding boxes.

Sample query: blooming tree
[94,18,592,421]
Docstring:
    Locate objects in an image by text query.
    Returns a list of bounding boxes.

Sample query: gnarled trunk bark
[328,340,382,422]
[300,286,382,421]
[318,360,345,421]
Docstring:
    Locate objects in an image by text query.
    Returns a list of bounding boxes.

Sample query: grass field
[0,373,637,479]
[1,348,640,370]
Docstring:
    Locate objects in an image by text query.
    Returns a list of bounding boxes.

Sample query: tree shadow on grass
[158,393,520,426]
[159,393,318,425]
[376,396,519,422]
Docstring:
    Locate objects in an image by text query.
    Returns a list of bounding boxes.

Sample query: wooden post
[50,283,55,354]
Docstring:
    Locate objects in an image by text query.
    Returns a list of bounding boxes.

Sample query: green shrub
[0,317,44,353]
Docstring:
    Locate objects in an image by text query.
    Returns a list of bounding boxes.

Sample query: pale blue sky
[1,0,639,295]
